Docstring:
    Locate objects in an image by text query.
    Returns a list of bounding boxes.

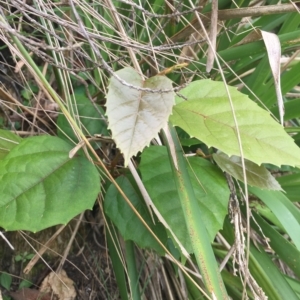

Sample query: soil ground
[0,208,119,300]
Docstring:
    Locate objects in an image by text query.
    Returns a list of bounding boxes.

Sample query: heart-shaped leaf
[170,79,300,167]
[106,67,175,166]
[0,135,100,232]
[213,151,282,191]
[140,146,229,253]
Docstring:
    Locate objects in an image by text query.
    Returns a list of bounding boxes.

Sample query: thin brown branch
[171,2,300,42]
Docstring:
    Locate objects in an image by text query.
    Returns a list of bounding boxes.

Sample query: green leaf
[0,136,100,232]
[106,220,130,300]
[57,86,108,143]
[169,79,300,167]
[106,67,175,166]
[284,276,300,298]
[250,187,300,251]
[271,98,300,121]
[277,173,300,202]
[0,273,12,290]
[19,280,33,289]
[249,243,299,300]
[259,60,300,108]
[250,200,284,231]
[140,146,229,253]
[104,176,167,255]
[221,270,254,300]
[0,129,22,160]
[213,151,282,190]
[251,211,300,279]
[163,126,228,299]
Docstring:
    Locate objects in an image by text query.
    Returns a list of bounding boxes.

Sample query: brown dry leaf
[10,288,51,300]
[40,270,76,300]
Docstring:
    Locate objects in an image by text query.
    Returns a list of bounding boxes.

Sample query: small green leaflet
[170,79,300,167]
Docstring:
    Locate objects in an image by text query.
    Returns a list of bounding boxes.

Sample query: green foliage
[213,151,282,190]
[249,243,298,300]
[104,175,167,255]
[277,173,300,201]
[140,146,229,252]
[250,187,300,251]
[0,271,32,300]
[251,211,300,279]
[0,130,23,160]
[0,135,100,232]
[2,0,300,299]
[18,280,33,290]
[0,272,12,290]
[14,252,34,263]
[170,79,300,167]
[104,68,300,297]
[57,86,108,143]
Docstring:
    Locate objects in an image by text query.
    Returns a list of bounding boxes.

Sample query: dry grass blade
[261,30,284,125]
[226,174,267,300]
[206,0,218,72]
